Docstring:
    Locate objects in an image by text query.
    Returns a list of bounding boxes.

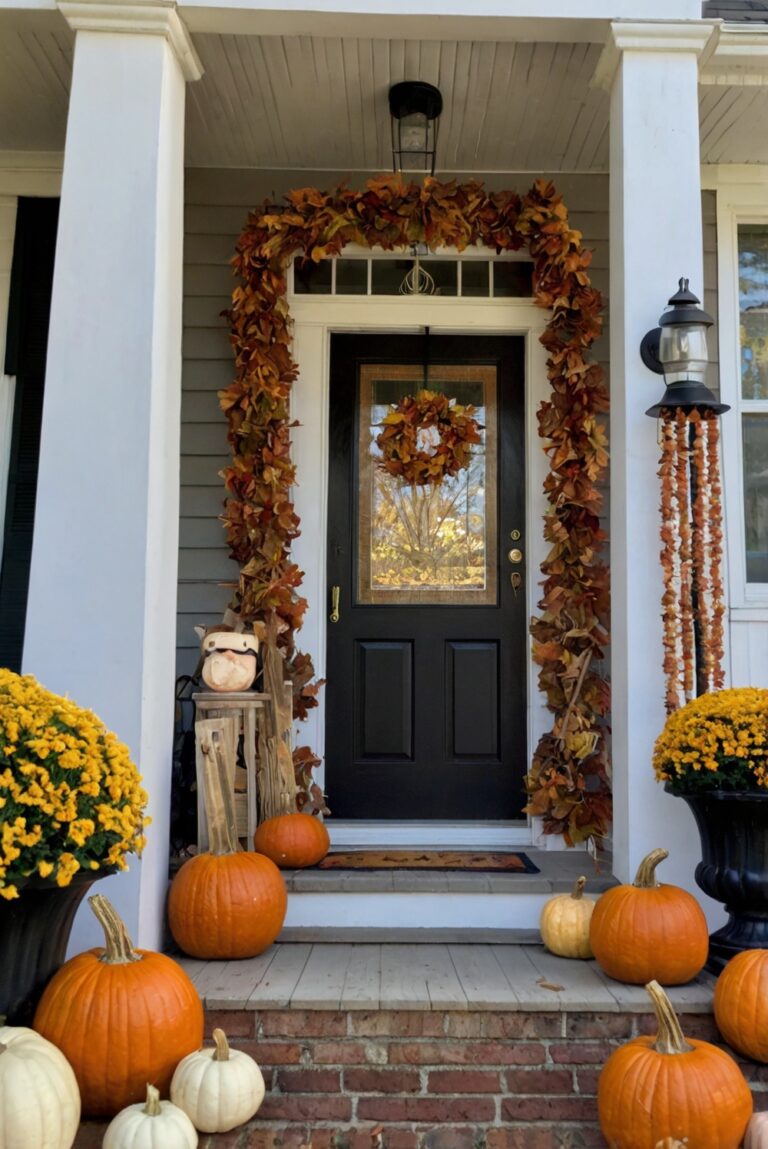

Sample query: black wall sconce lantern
[389,81,443,177]
[641,278,729,417]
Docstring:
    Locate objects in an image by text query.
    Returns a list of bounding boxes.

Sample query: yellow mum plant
[654,687,768,794]
[0,670,148,900]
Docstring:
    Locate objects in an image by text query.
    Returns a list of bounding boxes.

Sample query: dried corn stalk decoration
[658,408,725,712]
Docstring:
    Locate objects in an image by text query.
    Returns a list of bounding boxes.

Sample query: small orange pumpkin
[714,949,768,1062]
[168,736,286,958]
[589,848,708,985]
[599,980,753,1149]
[33,895,204,1118]
[254,812,330,869]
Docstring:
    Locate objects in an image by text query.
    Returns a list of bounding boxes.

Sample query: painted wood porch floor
[174,944,715,1013]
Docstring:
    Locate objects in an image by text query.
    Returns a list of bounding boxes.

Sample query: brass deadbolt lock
[508,548,523,564]
[510,529,521,541]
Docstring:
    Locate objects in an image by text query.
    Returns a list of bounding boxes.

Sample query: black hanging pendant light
[389,81,443,176]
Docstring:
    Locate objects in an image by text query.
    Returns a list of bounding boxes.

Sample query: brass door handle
[508,548,523,563]
[330,585,340,623]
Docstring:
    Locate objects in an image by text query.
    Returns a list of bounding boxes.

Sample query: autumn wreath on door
[375,389,482,487]
[224,176,611,849]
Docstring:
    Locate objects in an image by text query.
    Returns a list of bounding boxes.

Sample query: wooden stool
[193,691,270,852]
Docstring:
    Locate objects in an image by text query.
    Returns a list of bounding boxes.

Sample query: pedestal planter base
[0,872,97,1023]
[676,789,768,973]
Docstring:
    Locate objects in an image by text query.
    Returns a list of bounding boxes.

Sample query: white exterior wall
[21,12,200,950]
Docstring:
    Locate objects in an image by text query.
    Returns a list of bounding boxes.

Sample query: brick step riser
[73,1008,768,1149]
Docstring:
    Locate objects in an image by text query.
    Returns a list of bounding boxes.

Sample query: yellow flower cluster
[0,670,148,900]
[654,687,768,792]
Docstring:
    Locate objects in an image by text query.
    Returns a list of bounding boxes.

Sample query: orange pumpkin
[168,849,286,959]
[714,949,768,1062]
[33,894,203,1118]
[254,812,330,868]
[168,739,286,958]
[599,980,753,1149]
[589,848,708,984]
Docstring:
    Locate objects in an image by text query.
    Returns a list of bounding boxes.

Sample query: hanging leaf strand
[657,408,726,711]
[707,415,727,689]
[691,413,713,693]
[659,416,681,714]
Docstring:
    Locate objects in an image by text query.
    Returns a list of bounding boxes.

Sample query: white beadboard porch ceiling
[185,36,610,171]
[3,16,768,168]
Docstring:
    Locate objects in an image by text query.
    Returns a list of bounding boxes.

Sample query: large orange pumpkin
[589,848,708,984]
[168,740,286,958]
[33,894,203,1118]
[254,812,330,868]
[714,949,768,1062]
[599,980,753,1149]
[168,849,286,958]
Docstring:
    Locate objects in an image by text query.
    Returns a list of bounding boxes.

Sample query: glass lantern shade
[389,81,442,176]
[658,322,710,385]
[642,278,729,417]
[393,112,434,173]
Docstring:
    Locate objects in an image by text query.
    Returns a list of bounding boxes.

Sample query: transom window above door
[291,254,534,298]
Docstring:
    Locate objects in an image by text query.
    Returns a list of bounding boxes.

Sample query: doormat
[317,850,540,874]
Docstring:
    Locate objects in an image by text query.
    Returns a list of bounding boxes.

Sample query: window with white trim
[738,224,768,585]
[290,252,535,298]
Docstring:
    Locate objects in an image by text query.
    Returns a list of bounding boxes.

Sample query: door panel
[355,640,414,759]
[326,334,526,820]
[447,641,500,759]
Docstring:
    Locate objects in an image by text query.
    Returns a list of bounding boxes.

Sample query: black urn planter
[0,871,97,1024]
[673,787,768,972]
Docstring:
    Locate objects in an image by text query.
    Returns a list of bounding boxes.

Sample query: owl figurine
[198,629,259,692]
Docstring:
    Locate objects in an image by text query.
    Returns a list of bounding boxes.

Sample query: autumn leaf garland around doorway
[224,176,611,846]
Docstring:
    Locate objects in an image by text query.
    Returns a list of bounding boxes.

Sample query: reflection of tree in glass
[739,226,768,399]
[369,404,486,590]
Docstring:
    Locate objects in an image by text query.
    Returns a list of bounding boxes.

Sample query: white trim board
[327,821,531,849]
[283,890,553,933]
[714,179,768,615]
[0,154,62,198]
[287,293,554,850]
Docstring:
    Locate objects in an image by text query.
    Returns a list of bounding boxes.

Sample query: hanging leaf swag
[224,176,610,843]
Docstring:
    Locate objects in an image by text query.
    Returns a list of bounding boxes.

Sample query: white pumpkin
[539,875,597,959]
[170,1028,265,1133]
[0,1024,80,1149]
[745,1113,768,1149]
[103,1084,198,1149]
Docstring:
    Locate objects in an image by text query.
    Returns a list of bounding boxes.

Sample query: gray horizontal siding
[179,168,613,678]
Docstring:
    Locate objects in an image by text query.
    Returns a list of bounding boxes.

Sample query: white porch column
[22,2,202,948]
[604,22,723,921]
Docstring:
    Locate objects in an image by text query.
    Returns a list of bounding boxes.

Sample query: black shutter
[0,198,59,670]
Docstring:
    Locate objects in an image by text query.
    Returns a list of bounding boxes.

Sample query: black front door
[325,334,526,820]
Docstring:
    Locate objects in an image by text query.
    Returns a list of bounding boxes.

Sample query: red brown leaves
[227,175,610,841]
[375,389,483,487]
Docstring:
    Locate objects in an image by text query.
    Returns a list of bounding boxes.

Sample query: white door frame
[289,293,552,848]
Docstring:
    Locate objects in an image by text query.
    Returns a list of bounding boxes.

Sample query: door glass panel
[743,413,768,583]
[739,224,768,400]
[357,363,498,605]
